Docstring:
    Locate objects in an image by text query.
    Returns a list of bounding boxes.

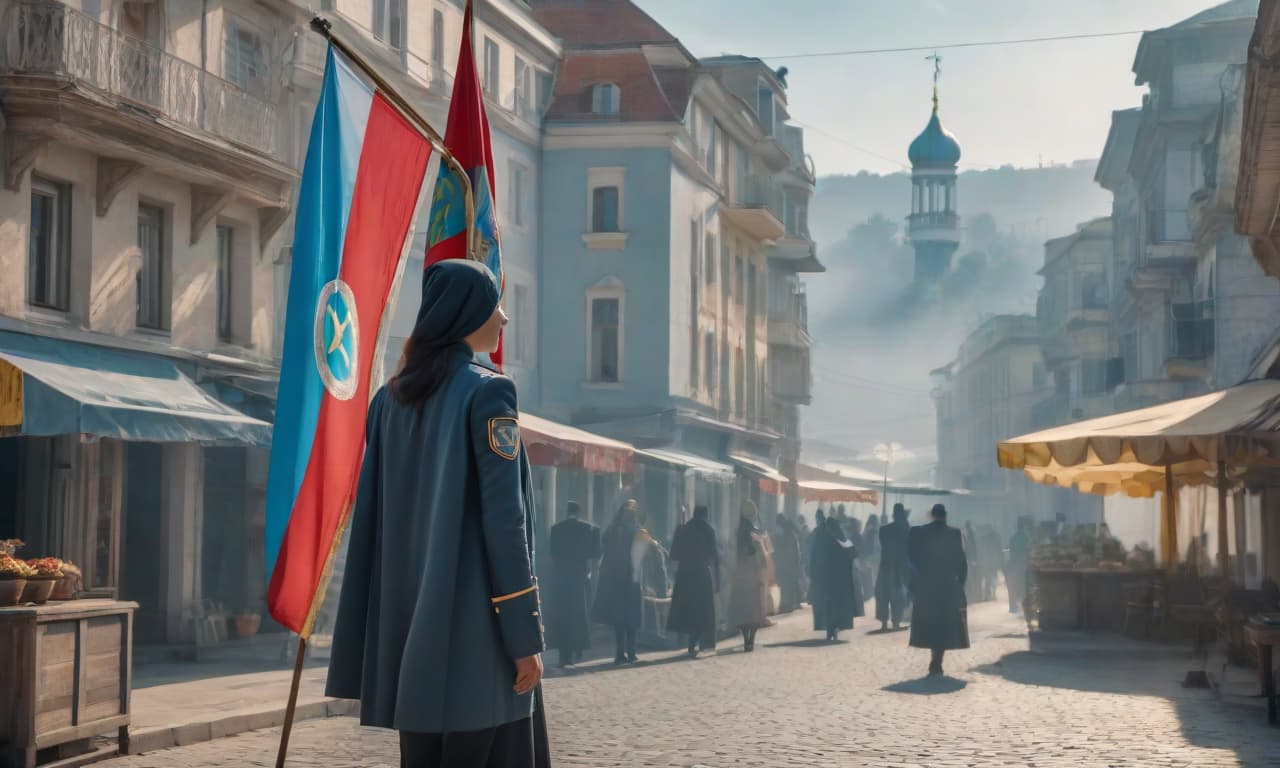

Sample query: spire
[926,52,942,113]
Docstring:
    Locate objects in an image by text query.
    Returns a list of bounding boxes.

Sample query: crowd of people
[545,496,984,678]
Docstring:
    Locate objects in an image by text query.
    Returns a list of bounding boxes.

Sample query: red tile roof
[531,0,677,47]
[546,51,688,122]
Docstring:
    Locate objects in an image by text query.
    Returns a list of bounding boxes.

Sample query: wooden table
[1032,568,1158,631]
[1246,620,1280,725]
[0,600,137,768]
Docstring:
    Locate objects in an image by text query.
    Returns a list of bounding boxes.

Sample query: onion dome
[908,108,961,168]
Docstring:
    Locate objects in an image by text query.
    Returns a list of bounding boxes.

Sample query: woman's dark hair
[392,260,500,407]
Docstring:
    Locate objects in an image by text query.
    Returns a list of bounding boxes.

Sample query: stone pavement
[107,600,1280,767]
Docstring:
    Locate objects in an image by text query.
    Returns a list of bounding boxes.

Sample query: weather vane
[926,51,942,112]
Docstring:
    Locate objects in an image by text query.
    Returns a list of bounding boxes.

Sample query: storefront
[0,331,270,645]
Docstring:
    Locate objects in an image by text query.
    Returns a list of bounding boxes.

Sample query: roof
[908,108,962,168]
[530,0,677,47]
[543,51,688,122]
[1134,0,1258,84]
[1095,109,1142,191]
[1172,0,1259,29]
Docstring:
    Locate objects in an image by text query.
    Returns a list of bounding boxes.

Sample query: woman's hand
[514,653,543,695]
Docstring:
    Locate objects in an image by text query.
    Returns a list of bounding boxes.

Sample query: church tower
[907,54,962,285]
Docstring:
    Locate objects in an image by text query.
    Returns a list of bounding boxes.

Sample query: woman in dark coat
[592,500,643,664]
[908,504,970,676]
[666,505,719,657]
[811,516,858,641]
[326,260,549,767]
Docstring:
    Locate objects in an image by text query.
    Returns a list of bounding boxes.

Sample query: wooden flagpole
[272,19,481,768]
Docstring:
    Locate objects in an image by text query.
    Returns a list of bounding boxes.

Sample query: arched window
[591,83,621,116]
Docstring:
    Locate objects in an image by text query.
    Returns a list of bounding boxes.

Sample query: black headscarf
[393,260,500,406]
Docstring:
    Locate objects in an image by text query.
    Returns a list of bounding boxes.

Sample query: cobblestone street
[107,601,1278,767]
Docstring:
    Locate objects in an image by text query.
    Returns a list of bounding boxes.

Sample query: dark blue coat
[326,357,544,733]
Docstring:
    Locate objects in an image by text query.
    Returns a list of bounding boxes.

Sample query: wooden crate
[0,600,137,768]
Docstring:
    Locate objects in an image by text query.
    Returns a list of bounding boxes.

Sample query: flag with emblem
[264,44,434,635]
[424,0,505,368]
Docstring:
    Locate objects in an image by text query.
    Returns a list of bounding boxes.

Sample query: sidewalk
[125,642,354,755]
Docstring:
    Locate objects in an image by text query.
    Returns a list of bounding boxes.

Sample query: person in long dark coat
[548,501,601,667]
[876,503,911,631]
[326,260,550,768]
[772,516,803,613]
[908,504,970,677]
[592,500,643,665]
[1006,516,1031,615]
[806,509,827,608]
[811,516,858,641]
[666,505,719,657]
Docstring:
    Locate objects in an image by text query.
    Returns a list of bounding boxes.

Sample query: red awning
[520,413,635,473]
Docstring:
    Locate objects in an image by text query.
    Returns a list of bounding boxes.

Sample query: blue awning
[0,331,271,446]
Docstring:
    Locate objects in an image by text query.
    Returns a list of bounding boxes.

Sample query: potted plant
[51,561,82,601]
[22,558,63,604]
[0,555,34,606]
[232,592,264,638]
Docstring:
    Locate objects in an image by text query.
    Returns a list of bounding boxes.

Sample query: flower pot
[0,578,25,606]
[20,577,57,605]
[232,614,262,637]
[50,573,80,601]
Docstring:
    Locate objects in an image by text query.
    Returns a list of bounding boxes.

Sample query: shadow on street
[881,676,968,695]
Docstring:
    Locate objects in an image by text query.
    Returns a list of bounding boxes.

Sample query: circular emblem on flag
[314,279,359,401]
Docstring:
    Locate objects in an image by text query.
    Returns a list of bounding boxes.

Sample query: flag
[424,0,504,367]
[264,44,434,635]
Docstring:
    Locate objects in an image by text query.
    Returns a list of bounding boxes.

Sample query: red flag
[424,0,504,367]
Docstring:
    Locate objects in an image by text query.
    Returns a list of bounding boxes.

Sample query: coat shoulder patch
[488,417,520,460]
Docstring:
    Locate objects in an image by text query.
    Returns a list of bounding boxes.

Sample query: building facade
[531,0,819,538]
[931,314,1058,535]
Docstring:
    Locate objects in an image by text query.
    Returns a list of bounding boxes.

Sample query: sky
[633,0,1244,175]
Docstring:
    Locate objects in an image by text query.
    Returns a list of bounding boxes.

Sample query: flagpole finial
[926,51,942,113]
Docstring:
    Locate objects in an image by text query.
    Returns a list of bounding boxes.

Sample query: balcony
[762,288,803,348]
[769,346,811,405]
[907,211,960,242]
[722,174,786,241]
[0,0,292,204]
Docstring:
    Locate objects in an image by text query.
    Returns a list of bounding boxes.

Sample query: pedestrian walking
[810,515,858,641]
[325,260,550,768]
[963,520,983,603]
[593,500,644,665]
[908,504,970,677]
[875,503,911,631]
[1006,516,1031,615]
[727,500,773,652]
[548,501,601,667]
[666,505,720,658]
[863,514,881,596]
[772,516,804,613]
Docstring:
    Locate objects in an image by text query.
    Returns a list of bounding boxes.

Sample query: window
[704,233,716,285]
[591,187,619,233]
[431,9,445,67]
[757,82,775,136]
[704,332,716,394]
[690,220,700,391]
[506,284,528,364]
[483,38,500,98]
[216,225,233,341]
[537,71,554,112]
[706,120,718,173]
[734,348,746,417]
[589,297,621,383]
[224,20,267,96]
[372,0,404,49]
[515,56,532,117]
[28,176,70,311]
[591,83,620,116]
[136,203,169,330]
[508,162,527,228]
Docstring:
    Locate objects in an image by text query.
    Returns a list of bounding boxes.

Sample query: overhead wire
[762,29,1146,61]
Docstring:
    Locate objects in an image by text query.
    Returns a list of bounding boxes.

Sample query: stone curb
[124,698,359,755]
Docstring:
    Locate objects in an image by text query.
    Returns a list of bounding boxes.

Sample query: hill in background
[801,161,1111,476]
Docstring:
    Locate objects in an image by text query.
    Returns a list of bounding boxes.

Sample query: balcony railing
[730,173,785,220]
[908,211,960,230]
[2,0,279,158]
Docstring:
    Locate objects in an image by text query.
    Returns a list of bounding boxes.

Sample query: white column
[162,444,203,644]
